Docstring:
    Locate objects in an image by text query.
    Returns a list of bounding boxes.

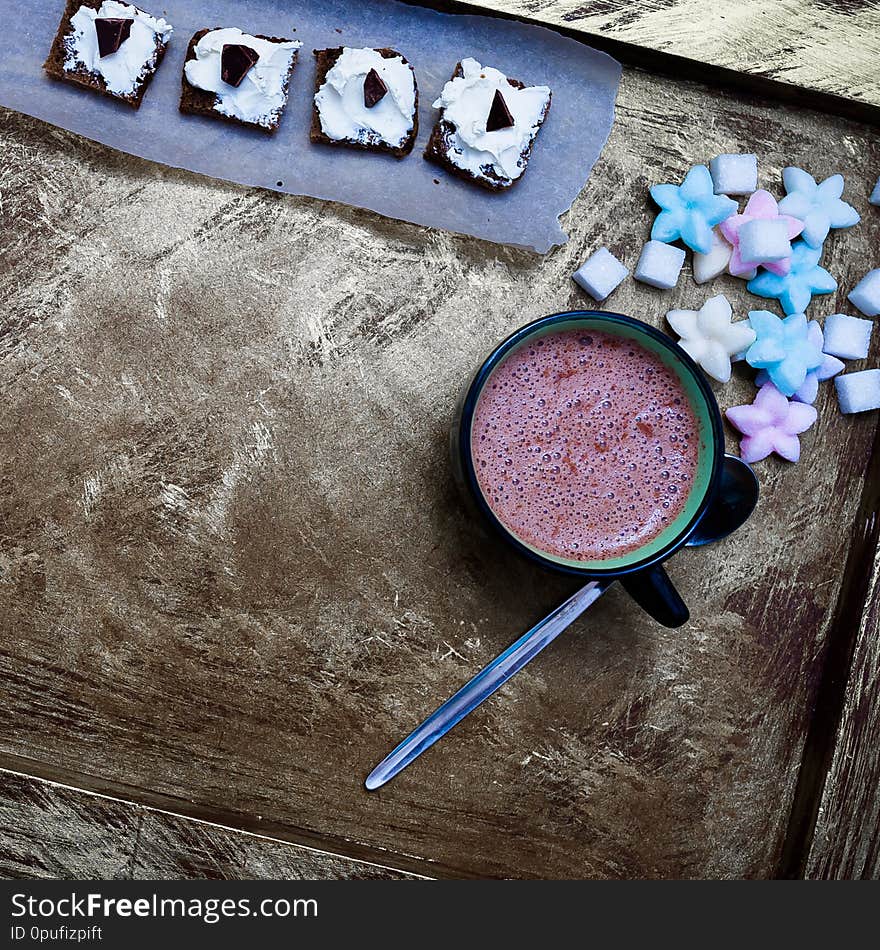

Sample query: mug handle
[686,454,759,548]
[620,564,689,628]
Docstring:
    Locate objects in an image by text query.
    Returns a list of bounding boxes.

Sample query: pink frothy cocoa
[471,328,701,562]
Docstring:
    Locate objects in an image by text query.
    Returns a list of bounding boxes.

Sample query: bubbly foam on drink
[471,328,700,562]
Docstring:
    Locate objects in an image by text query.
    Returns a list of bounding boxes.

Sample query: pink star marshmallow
[725,381,817,463]
[720,189,805,278]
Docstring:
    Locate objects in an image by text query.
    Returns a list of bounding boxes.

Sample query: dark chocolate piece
[486,89,514,132]
[95,17,133,58]
[363,67,388,108]
[221,43,259,87]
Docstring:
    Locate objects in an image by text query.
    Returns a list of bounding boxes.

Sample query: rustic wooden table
[438,0,880,120]
[1,1,879,880]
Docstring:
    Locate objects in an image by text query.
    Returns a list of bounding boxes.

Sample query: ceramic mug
[451,311,758,628]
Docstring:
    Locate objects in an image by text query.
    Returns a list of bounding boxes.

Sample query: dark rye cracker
[179,28,299,134]
[310,47,419,159]
[43,0,170,109]
[424,62,551,192]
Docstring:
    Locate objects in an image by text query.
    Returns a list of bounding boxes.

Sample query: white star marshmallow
[693,227,732,284]
[666,294,756,383]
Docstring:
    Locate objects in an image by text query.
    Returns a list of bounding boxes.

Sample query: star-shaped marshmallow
[777,167,860,248]
[719,189,804,277]
[693,227,733,284]
[726,382,818,463]
[745,310,824,397]
[754,321,843,404]
[746,241,837,314]
[650,165,738,255]
[666,294,756,383]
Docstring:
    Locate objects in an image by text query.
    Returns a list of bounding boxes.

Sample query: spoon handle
[365,579,610,790]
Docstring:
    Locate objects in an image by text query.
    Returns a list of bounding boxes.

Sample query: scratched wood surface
[0,60,879,877]
[805,543,880,880]
[0,770,419,879]
[453,0,880,117]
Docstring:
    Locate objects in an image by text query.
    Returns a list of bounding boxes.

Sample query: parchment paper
[0,0,621,252]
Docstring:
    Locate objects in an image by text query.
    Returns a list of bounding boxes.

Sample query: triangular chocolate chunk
[221,44,259,87]
[486,89,515,132]
[95,18,133,58]
[363,68,388,109]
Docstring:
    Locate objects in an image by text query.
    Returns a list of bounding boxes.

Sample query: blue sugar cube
[572,247,629,301]
[633,240,686,290]
[709,153,758,196]
[823,313,873,360]
[870,175,880,206]
[738,218,791,264]
[835,369,880,414]
[848,269,880,317]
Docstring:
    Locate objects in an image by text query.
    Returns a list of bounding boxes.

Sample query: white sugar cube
[738,218,791,264]
[871,175,880,206]
[835,369,880,414]
[572,247,629,301]
[709,154,758,196]
[693,227,732,284]
[849,269,880,317]
[634,240,686,290]
[823,313,873,360]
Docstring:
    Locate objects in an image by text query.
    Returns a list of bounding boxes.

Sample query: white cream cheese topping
[184,28,302,128]
[65,1,173,96]
[315,48,416,148]
[432,58,551,183]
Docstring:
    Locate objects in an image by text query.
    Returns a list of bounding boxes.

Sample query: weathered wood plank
[805,545,880,880]
[455,0,880,117]
[0,770,421,879]
[0,61,878,879]
[0,772,136,879]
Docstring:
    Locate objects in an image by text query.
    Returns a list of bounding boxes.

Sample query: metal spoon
[365,456,758,791]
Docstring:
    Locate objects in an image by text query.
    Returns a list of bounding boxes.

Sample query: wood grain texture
[455,0,880,116]
[0,770,421,879]
[806,547,880,880]
[0,62,878,879]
